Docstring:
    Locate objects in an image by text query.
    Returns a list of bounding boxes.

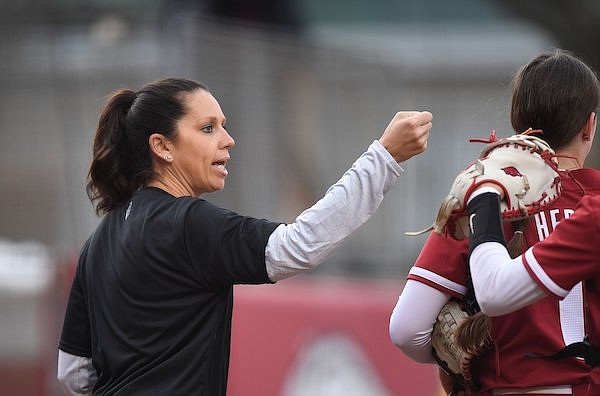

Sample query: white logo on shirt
[469,213,476,234]
[125,201,132,220]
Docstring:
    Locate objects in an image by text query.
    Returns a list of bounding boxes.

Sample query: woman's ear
[581,112,596,142]
[148,133,173,162]
[591,112,597,141]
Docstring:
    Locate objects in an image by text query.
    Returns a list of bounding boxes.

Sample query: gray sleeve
[265,140,403,281]
[57,350,97,395]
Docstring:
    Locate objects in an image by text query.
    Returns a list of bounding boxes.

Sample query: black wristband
[467,192,506,256]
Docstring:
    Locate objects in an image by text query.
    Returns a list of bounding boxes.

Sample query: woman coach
[56,78,432,395]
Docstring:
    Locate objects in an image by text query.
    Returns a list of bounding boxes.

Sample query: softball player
[468,191,600,394]
[57,78,432,395]
[390,50,600,395]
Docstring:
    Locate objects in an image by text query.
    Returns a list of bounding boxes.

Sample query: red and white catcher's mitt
[408,129,562,240]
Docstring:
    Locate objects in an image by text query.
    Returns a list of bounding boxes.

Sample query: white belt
[492,385,572,395]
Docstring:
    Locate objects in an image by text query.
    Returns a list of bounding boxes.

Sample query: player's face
[171,89,235,196]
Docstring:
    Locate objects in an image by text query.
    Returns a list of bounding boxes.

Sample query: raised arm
[265,111,432,281]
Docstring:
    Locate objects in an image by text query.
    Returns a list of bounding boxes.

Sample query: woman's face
[170,89,235,196]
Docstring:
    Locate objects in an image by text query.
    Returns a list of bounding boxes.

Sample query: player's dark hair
[511,49,600,150]
[87,78,208,215]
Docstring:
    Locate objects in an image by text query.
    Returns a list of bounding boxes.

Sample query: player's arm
[265,139,402,281]
[389,280,451,363]
[265,111,432,281]
[57,350,97,395]
[467,189,546,316]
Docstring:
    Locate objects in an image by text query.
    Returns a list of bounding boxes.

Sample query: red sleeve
[407,231,469,298]
[524,195,600,297]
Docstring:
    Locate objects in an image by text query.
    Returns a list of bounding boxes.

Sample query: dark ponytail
[86,78,208,215]
[87,89,138,215]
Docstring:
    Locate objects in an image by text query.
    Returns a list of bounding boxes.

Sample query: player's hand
[379,111,432,162]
